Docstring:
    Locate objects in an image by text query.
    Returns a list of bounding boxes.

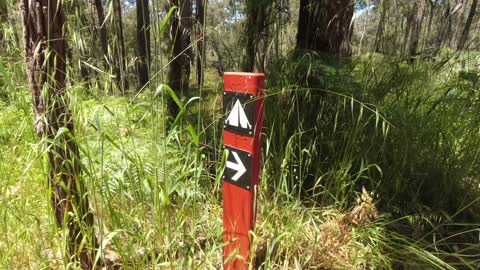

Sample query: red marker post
[222,72,265,269]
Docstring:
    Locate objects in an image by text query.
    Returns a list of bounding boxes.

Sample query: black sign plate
[223,146,252,190]
[223,91,255,136]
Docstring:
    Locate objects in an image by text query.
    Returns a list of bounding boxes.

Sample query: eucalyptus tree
[296,0,354,58]
[195,0,205,87]
[0,1,7,48]
[374,0,388,53]
[113,0,129,93]
[21,0,96,268]
[167,0,193,117]
[408,0,427,63]
[457,0,478,49]
[93,0,109,66]
[136,0,150,90]
[243,0,273,72]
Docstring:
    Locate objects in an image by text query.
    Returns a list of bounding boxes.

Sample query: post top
[224,72,265,77]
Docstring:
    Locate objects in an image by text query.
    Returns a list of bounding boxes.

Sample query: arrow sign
[224,92,255,136]
[226,151,247,181]
[223,146,252,190]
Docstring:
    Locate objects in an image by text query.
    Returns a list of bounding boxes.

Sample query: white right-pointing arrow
[226,151,247,181]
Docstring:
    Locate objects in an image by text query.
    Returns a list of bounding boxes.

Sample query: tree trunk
[454,0,467,47]
[457,0,478,49]
[210,37,225,76]
[93,0,109,66]
[21,0,96,268]
[167,0,192,117]
[401,10,413,55]
[113,0,129,94]
[243,0,272,71]
[168,0,182,117]
[374,0,388,53]
[0,1,8,49]
[195,0,205,88]
[136,0,150,90]
[183,0,192,82]
[426,0,438,47]
[243,0,257,72]
[296,0,309,50]
[408,0,426,63]
[435,2,451,51]
[0,1,6,22]
[296,0,354,58]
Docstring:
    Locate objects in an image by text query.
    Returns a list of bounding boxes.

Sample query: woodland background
[1,0,480,269]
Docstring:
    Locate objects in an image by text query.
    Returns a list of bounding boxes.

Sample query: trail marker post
[222,72,265,269]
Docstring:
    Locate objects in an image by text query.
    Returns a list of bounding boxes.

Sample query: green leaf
[187,124,199,146]
[160,6,177,35]
[155,84,182,109]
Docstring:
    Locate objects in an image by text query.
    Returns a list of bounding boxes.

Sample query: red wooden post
[222,72,265,269]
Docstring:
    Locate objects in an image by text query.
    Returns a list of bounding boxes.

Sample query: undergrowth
[1,48,480,269]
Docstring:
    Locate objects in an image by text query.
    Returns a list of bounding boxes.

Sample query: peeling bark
[21,0,96,268]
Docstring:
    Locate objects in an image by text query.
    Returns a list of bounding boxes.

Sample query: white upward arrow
[225,99,252,129]
[226,151,247,181]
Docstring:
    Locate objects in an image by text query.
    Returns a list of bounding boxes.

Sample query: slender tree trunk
[475,20,480,49]
[374,0,388,53]
[168,0,182,117]
[427,1,436,35]
[136,0,150,90]
[113,0,129,94]
[446,1,457,48]
[408,0,426,63]
[93,0,109,65]
[436,2,451,51]
[243,0,271,72]
[457,0,478,49]
[426,0,438,49]
[0,1,6,22]
[195,0,205,88]
[210,37,225,76]
[296,0,354,58]
[401,11,413,55]
[296,0,310,50]
[454,0,467,47]
[244,0,257,72]
[391,8,400,54]
[88,3,100,82]
[167,0,192,117]
[0,1,7,49]
[21,0,96,268]
[93,0,123,95]
[74,2,93,86]
[183,0,192,85]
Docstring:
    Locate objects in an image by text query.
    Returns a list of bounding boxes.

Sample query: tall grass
[261,51,480,268]
[2,51,480,268]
